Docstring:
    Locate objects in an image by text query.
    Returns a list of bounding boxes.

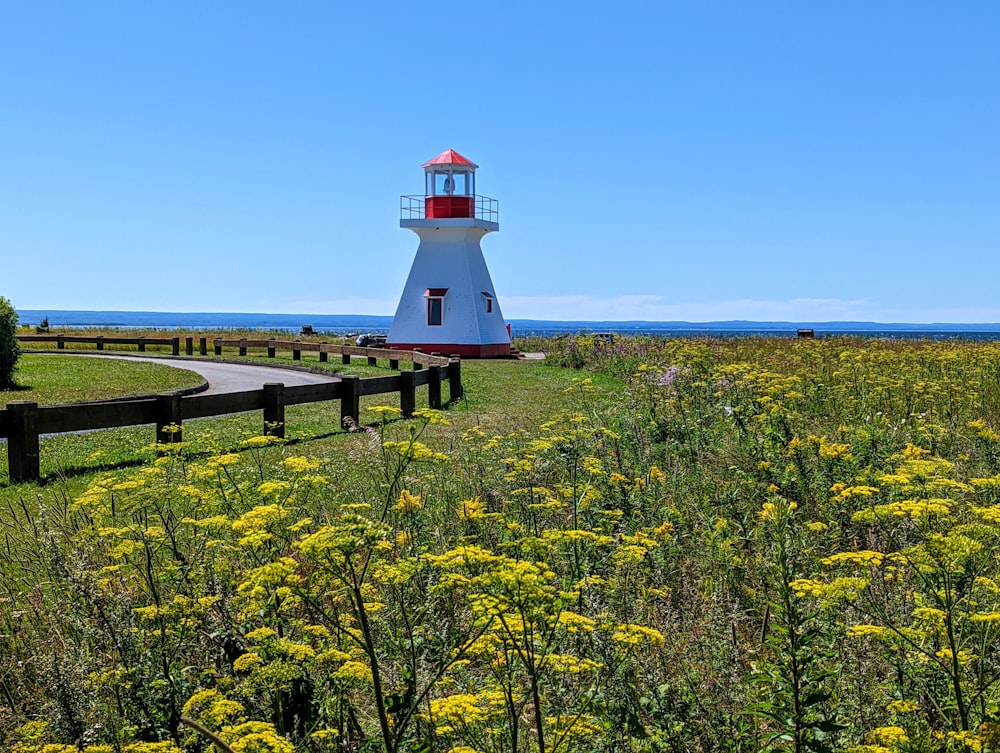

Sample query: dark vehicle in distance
[356,334,387,347]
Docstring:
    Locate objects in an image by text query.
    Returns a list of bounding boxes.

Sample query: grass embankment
[11,335,1000,752]
[1,354,207,483]
[0,354,205,405]
[0,354,202,486]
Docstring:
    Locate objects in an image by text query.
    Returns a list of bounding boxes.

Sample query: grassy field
[7,335,1000,753]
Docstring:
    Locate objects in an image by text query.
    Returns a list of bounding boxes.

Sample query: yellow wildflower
[233,653,264,672]
[869,727,908,745]
[557,611,597,633]
[281,455,320,473]
[394,489,422,513]
[847,625,890,639]
[611,623,665,647]
[208,453,242,467]
[946,730,983,751]
[368,405,403,418]
[335,661,373,684]
[457,497,486,520]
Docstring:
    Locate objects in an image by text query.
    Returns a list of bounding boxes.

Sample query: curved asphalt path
[121,355,338,393]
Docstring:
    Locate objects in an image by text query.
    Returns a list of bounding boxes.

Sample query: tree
[0,296,21,388]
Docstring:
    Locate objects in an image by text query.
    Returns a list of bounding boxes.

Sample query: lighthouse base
[388,342,511,358]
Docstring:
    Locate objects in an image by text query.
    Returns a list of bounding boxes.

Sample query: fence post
[156,393,183,445]
[214,340,222,356]
[448,358,463,401]
[138,337,146,352]
[200,336,208,356]
[57,335,65,350]
[239,339,247,357]
[96,336,104,351]
[342,352,351,365]
[367,353,378,366]
[447,356,465,403]
[389,347,399,370]
[185,337,194,356]
[7,401,41,484]
[172,337,180,356]
[319,344,328,363]
[263,383,285,439]
[413,349,423,370]
[428,365,442,409]
[293,341,301,361]
[399,370,416,418]
[267,340,276,358]
[340,375,360,429]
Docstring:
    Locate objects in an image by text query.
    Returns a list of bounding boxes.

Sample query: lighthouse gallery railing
[400,195,499,224]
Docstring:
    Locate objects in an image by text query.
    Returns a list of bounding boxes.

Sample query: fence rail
[3,338,463,484]
[17,334,455,368]
[18,334,183,354]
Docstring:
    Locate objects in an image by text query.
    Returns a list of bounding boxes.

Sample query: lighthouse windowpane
[453,173,469,195]
[428,298,443,326]
[434,173,452,195]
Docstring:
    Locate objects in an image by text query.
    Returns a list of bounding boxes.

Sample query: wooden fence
[18,334,184,354]
[3,337,463,484]
[16,334,454,369]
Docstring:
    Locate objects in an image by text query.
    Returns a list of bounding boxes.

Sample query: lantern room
[422,148,477,219]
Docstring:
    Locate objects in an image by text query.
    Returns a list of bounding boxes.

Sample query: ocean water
[17,310,1000,340]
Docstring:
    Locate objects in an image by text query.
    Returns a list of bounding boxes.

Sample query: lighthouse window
[482,292,494,313]
[427,297,443,326]
[433,171,470,196]
[434,173,453,195]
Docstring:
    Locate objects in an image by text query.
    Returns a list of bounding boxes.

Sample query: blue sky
[2,1,998,323]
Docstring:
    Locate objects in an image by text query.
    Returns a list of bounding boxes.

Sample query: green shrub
[0,296,20,388]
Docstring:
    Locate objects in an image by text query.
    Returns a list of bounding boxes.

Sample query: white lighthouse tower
[386,149,511,358]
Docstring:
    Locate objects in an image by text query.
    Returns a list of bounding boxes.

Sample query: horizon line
[14,309,1000,328]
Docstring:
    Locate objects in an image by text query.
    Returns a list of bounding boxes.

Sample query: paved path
[49,353,340,394]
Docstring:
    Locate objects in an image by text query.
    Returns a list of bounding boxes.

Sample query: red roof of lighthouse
[422,149,478,169]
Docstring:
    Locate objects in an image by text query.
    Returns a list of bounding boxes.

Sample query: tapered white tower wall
[387,150,511,358]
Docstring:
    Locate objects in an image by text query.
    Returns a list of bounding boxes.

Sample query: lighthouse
[386,149,511,358]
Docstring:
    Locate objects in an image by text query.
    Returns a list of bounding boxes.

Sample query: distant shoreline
[16,310,1000,340]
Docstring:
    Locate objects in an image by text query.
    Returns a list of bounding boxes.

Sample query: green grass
[1,354,205,405]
